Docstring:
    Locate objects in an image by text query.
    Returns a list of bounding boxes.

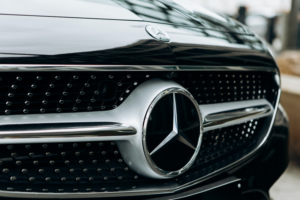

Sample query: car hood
[0,0,142,20]
[0,0,270,66]
[0,0,252,35]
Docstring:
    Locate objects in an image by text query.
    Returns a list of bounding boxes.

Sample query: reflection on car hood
[0,0,142,20]
[0,0,253,35]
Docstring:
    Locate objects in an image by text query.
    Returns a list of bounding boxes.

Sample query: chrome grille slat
[0,123,136,139]
[200,99,273,132]
[0,99,272,144]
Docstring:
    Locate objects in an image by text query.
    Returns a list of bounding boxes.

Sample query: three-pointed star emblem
[145,25,170,42]
[150,94,196,156]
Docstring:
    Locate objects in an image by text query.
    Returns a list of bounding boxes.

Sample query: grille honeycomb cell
[0,71,277,115]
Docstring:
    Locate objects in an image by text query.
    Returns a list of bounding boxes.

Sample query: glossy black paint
[0,0,143,20]
[0,0,276,68]
[156,23,275,67]
[0,15,176,65]
[0,0,253,34]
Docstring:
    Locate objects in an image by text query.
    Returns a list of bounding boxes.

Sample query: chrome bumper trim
[0,64,277,72]
[147,177,241,200]
[0,99,273,144]
[0,177,240,199]
[0,122,136,139]
[201,99,273,132]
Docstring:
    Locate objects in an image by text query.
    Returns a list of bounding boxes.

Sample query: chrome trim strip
[204,105,271,127]
[147,177,241,200]
[0,177,240,199]
[0,64,277,72]
[200,99,274,132]
[0,100,273,142]
[0,122,136,139]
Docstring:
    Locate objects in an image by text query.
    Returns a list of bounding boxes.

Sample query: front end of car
[0,0,289,199]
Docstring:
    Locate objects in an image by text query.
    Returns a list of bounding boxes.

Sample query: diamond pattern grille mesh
[0,71,277,115]
[0,141,143,192]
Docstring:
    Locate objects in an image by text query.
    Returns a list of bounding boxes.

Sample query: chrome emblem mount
[145,25,171,42]
[143,88,203,178]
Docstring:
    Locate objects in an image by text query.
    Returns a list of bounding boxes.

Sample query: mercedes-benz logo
[145,25,171,42]
[150,93,196,155]
[143,88,203,178]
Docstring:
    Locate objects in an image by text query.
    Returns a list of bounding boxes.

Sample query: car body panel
[0,0,142,20]
[0,15,176,65]
[0,14,275,67]
[0,0,239,32]
[146,23,276,67]
[0,0,276,67]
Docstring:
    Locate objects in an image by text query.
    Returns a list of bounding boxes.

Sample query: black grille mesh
[0,119,265,193]
[177,118,264,185]
[0,71,277,115]
[0,72,150,115]
[0,141,143,192]
[175,71,278,106]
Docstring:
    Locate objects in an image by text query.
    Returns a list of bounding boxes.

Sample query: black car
[0,0,289,200]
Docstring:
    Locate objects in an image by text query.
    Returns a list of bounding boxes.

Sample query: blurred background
[188,0,294,51]
[184,0,300,199]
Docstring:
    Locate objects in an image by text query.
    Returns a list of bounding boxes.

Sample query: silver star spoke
[150,130,177,156]
[150,94,178,155]
[180,121,200,132]
[172,93,178,133]
[177,132,196,150]
[149,93,196,155]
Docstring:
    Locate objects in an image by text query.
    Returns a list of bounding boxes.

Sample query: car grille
[0,118,264,193]
[0,68,278,198]
[0,71,277,115]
